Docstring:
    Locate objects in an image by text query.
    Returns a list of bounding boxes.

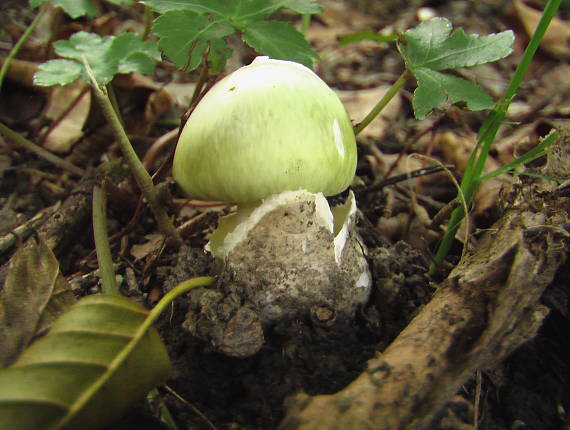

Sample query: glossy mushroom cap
[173,56,357,203]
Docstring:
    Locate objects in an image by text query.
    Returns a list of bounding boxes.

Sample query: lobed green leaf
[401,17,514,70]
[398,17,514,119]
[147,0,321,71]
[54,32,116,84]
[34,31,160,87]
[242,20,319,68]
[110,33,162,75]
[34,59,83,86]
[142,0,322,18]
[153,10,234,71]
[30,0,96,18]
[412,68,493,119]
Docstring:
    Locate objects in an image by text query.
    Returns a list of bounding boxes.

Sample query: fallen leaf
[338,86,402,142]
[513,0,570,58]
[0,237,75,367]
[41,80,91,153]
[130,233,164,261]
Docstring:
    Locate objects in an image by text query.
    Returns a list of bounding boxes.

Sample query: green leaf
[0,237,75,368]
[242,20,319,68]
[153,10,235,71]
[398,17,514,119]
[34,59,83,86]
[0,294,171,430]
[401,17,514,70]
[142,0,322,16]
[412,68,493,120]
[142,0,233,14]
[29,0,96,18]
[109,33,162,75]
[147,0,320,70]
[208,38,233,73]
[270,0,323,15]
[34,31,160,87]
[105,0,134,4]
[54,31,117,84]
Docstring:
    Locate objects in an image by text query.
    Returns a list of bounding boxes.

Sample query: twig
[0,202,60,254]
[0,122,86,177]
[164,385,218,430]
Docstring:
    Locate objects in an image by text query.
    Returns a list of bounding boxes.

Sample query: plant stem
[300,14,311,35]
[149,277,215,324]
[429,0,562,273]
[83,59,182,245]
[0,4,47,93]
[0,122,85,177]
[93,183,120,295]
[353,70,409,136]
[142,5,154,41]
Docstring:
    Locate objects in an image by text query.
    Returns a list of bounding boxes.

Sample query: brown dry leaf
[437,131,511,216]
[306,0,376,52]
[338,87,402,142]
[162,82,198,109]
[130,233,164,261]
[492,122,541,165]
[114,73,176,136]
[42,80,90,153]
[513,0,570,58]
[530,65,570,116]
[0,237,75,367]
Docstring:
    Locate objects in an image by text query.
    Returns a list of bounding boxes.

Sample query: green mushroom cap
[173,56,357,203]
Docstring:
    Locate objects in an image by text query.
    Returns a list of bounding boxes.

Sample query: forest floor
[1,0,570,429]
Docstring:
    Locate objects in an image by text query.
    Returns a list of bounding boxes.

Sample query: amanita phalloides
[173,57,371,357]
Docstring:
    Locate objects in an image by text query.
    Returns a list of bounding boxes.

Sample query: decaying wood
[279,172,569,428]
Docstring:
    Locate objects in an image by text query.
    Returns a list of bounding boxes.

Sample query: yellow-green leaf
[0,294,171,430]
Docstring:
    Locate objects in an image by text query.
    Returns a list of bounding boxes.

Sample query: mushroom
[173,56,357,204]
[173,57,371,357]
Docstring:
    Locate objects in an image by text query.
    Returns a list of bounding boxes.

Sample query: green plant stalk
[93,184,120,295]
[479,131,557,182]
[430,0,562,272]
[354,70,409,135]
[0,4,47,93]
[83,60,182,245]
[142,5,154,41]
[300,14,311,35]
[56,276,215,429]
[0,122,85,177]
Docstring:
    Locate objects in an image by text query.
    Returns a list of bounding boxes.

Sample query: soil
[1,1,569,430]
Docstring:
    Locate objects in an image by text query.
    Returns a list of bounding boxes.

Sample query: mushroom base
[183,190,372,357]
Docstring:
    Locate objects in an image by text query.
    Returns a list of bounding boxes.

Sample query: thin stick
[0,122,85,177]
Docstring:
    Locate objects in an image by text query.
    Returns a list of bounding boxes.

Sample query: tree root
[279,175,569,429]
